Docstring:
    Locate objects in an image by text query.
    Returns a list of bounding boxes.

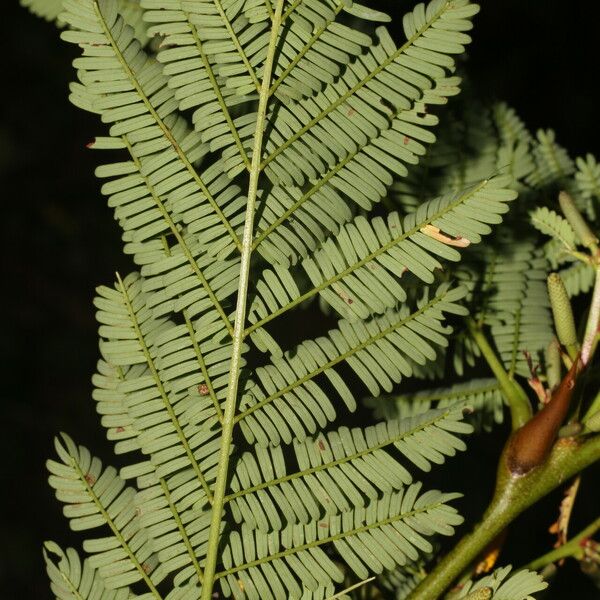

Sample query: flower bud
[547,273,578,347]
[559,191,598,251]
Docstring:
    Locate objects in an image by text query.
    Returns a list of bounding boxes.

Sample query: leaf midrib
[120,136,234,338]
[225,407,460,502]
[237,286,457,423]
[68,448,162,599]
[246,179,489,336]
[215,496,451,578]
[268,0,345,97]
[259,0,452,170]
[92,0,242,252]
[116,274,214,505]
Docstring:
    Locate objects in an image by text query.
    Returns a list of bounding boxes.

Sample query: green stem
[199,2,284,598]
[524,515,600,571]
[467,318,531,429]
[407,434,600,600]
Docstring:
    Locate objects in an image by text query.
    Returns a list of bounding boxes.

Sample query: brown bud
[507,357,581,475]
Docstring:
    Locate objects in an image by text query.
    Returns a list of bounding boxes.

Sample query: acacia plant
[25,0,600,598]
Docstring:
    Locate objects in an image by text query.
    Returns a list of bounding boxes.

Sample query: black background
[1,1,598,598]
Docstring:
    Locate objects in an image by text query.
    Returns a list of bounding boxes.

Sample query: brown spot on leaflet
[336,289,354,305]
[84,473,96,486]
[198,384,210,396]
[403,136,410,145]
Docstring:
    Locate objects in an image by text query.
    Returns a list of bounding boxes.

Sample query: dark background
[1,1,598,598]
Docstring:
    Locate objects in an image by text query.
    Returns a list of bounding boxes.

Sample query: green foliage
[460,242,554,378]
[44,541,131,600]
[449,566,547,600]
[575,153,600,219]
[367,378,505,432]
[530,207,576,252]
[29,0,600,598]
[21,0,65,21]
[526,129,574,188]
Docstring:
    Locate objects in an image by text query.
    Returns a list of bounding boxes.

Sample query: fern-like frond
[142,0,385,175]
[269,0,387,102]
[575,153,600,220]
[60,0,245,286]
[22,0,150,43]
[389,101,533,216]
[237,284,467,444]
[262,0,477,183]
[92,271,235,586]
[450,565,547,599]
[248,0,479,265]
[144,0,264,97]
[226,406,471,531]
[432,106,499,192]
[466,243,554,378]
[530,206,576,251]
[47,434,162,592]
[493,102,534,183]
[44,541,131,600]
[256,102,448,266]
[217,484,463,599]
[37,2,527,599]
[526,129,574,188]
[141,0,263,172]
[93,272,241,490]
[21,0,64,21]
[248,176,516,341]
[559,259,596,297]
[128,406,470,587]
[368,378,505,432]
